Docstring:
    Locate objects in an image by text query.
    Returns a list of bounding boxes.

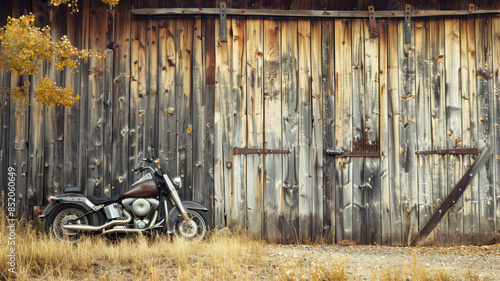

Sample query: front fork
[163,174,195,228]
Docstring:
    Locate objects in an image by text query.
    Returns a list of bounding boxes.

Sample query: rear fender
[39,194,105,225]
[166,201,208,233]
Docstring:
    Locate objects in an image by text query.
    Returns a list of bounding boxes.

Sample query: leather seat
[63,186,82,194]
[87,194,121,205]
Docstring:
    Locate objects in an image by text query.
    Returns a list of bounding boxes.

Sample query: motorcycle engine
[132,198,151,217]
[134,218,149,229]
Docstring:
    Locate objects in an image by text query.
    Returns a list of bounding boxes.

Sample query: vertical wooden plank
[192,16,207,206]
[230,17,247,227]
[129,18,147,185]
[86,1,106,196]
[281,19,299,243]
[492,15,500,238]
[298,19,312,243]
[45,7,67,203]
[9,73,29,216]
[215,16,232,226]
[103,47,113,197]
[322,19,336,244]
[364,18,381,245]
[334,19,353,243]
[429,18,448,246]
[158,17,176,191]
[351,19,364,244]
[297,20,314,242]
[415,18,434,245]
[475,15,495,242]
[28,60,45,206]
[79,0,90,193]
[62,7,81,190]
[246,18,264,238]
[145,16,158,159]
[214,17,225,227]
[103,6,114,198]
[10,71,28,217]
[310,19,323,243]
[111,0,131,195]
[222,17,233,224]
[10,0,30,218]
[203,17,216,223]
[263,19,282,243]
[379,19,391,245]
[461,16,478,245]
[218,16,233,223]
[398,16,418,246]
[444,17,464,245]
[387,19,402,246]
[191,16,204,206]
[176,16,193,201]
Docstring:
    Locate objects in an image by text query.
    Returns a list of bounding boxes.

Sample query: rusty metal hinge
[368,6,378,38]
[415,148,479,155]
[405,4,412,44]
[220,1,227,42]
[233,147,290,155]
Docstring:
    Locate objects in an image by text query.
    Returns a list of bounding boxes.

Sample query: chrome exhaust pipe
[101,211,159,235]
[101,228,146,234]
[62,210,133,232]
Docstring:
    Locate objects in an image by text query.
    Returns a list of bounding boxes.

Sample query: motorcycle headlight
[172,176,182,190]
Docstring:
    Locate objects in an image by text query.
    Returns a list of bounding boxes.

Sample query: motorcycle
[39,157,210,242]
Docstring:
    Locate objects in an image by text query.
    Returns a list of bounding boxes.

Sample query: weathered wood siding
[1,0,499,245]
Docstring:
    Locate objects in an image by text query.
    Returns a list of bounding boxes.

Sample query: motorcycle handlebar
[142,157,160,165]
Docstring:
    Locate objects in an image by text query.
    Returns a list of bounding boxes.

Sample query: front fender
[166,201,208,233]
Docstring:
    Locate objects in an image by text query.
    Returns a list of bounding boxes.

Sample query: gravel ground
[264,244,500,280]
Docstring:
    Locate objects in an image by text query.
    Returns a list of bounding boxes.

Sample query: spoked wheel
[173,209,210,239]
[45,205,92,242]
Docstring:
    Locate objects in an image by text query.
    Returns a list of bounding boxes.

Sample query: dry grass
[0,208,484,281]
[373,251,485,281]
[0,219,271,280]
[276,258,348,281]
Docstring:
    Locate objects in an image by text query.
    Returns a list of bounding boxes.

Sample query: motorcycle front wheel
[45,204,94,242]
[173,209,210,239]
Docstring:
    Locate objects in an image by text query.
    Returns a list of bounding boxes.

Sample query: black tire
[45,204,94,242]
[173,209,210,239]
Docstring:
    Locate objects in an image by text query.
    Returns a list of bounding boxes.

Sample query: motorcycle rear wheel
[45,204,94,242]
[173,209,210,239]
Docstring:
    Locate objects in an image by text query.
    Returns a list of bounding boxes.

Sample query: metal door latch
[326,149,345,155]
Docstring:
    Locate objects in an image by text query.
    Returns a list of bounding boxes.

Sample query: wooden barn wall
[1,0,499,245]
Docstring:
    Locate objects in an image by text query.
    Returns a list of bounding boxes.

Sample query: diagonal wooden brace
[410,147,493,246]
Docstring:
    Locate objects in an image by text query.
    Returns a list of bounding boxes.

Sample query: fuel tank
[122,173,159,198]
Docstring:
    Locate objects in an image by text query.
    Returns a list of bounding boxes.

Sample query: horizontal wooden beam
[132,8,500,19]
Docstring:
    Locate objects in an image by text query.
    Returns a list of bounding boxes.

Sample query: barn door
[215,18,325,244]
[323,19,382,246]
